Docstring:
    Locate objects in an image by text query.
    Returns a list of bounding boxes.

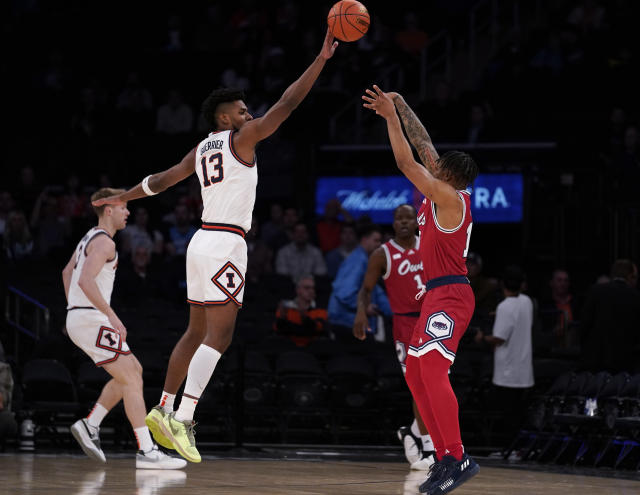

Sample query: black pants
[489,385,532,447]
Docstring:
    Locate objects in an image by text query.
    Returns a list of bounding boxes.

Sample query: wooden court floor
[1,454,639,495]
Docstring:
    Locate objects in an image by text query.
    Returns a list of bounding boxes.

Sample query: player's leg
[104,354,186,469]
[162,302,238,463]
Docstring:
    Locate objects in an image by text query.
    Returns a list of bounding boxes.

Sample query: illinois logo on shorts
[96,326,122,352]
[211,261,245,305]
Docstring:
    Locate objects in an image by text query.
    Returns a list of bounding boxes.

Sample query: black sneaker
[397,426,423,465]
[419,454,479,494]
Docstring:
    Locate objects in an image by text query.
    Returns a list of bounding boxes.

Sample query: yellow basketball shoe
[145,406,174,450]
[160,413,201,463]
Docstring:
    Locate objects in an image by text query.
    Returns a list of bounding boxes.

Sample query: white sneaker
[410,452,436,471]
[397,426,423,465]
[71,418,106,463]
[136,445,187,470]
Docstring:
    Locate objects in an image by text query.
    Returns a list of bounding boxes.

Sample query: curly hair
[201,88,246,129]
[438,151,479,190]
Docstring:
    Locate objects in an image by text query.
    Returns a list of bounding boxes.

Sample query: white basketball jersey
[195,130,258,232]
[67,227,118,309]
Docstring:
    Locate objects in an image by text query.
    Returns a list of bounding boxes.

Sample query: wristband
[141,175,158,196]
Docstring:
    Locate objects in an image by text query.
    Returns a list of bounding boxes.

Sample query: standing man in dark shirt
[580,259,640,373]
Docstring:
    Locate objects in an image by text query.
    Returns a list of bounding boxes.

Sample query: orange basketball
[327,0,370,42]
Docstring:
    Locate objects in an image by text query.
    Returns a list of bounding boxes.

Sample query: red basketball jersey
[381,237,424,314]
[417,191,473,280]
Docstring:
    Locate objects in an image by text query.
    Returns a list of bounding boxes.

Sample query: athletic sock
[134,426,154,452]
[410,419,421,438]
[159,391,176,413]
[86,403,108,429]
[175,344,221,422]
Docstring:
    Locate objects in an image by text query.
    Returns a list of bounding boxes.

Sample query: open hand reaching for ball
[319,28,339,60]
[362,85,396,119]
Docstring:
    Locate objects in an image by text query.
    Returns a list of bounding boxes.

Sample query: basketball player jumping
[64,188,186,470]
[353,204,435,471]
[363,86,480,494]
[93,28,339,463]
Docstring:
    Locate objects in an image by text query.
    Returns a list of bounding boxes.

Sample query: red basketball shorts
[407,283,474,364]
[392,314,419,372]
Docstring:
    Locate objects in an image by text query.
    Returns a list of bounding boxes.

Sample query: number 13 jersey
[195,130,258,233]
[416,191,473,280]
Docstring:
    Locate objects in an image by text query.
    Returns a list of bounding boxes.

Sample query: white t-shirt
[492,293,534,388]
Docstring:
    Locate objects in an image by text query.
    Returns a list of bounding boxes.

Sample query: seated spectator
[325,223,358,279]
[113,243,164,309]
[3,211,33,262]
[316,198,353,253]
[580,259,640,373]
[539,268,580,349]
[274,275,328,347]
[246,216,273,283]
[328,224,391,342]
[164,203,197,257]
[30,188,71,258]
[156,89,193,135]
[275,222,327,282]
[267,206,299,251]
[120,206,164,259]
[0,341,18,443]
[261,203,285,248]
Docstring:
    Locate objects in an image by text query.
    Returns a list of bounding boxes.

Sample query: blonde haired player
[93,29,339,463]
[64,188,186,470]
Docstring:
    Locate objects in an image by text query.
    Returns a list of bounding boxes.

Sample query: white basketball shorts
[66,309,131,366]
[186,224,247,307]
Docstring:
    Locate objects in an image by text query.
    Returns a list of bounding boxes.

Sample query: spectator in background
[246,215,273,284]
[467,252,498,329]
[395,12,428,57]
[275,223,327,282]
[156,89,193,135]
[316,198,353,253]
[120,206,164,259]
[116,72,154,136]
[30,188,71,258]
[274,275,328,347]
[3,211,33,262]
[580,259,640,373]
[267,206,299,251]
[325,223,358,279]
[164,204,197,257]
[14,166,40,218]
[0,341,18,444]
[113,243,164,309]
[328,224,391,342]
[612,125,640,183]
[58,174,92,237]
[539,269,580,349]
[261,203,285,248]
[0,191,15,239]
[477,265,534,445]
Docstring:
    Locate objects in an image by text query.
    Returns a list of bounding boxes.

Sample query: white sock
[87,403,108,429]
[175,344,221,422]
[410,419,420,438]
[134,426,154,452]
[159,391,176,413]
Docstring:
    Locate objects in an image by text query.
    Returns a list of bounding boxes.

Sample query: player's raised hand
[319,27,339,60]
[362,85,396,119]
[92,194,125,207]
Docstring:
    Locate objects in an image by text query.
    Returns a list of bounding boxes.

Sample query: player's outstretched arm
[234,28,338,152]
[353,248,386,341]
[92,148,196,207]
[363,85,458,208]
[388,93,440,176]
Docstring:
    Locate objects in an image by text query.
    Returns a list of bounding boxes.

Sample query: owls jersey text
[195,130,258,232]
[67,227,117,309]
[381,237,424,315]
[417,191,473,280]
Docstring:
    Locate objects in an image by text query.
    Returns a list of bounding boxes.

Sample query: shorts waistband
[201,222,246,238]
[394,312,421,317]
[67,306,97,311]
[425,275,470,292]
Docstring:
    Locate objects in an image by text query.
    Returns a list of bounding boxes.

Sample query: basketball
[327,0,370,42]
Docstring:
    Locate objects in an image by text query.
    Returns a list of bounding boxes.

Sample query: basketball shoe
[71,418,106,463]
[397,426,423,465]
[136,444,187,469]
[145,406,174,449]
[419,453,479,494]
[160,412,201,463]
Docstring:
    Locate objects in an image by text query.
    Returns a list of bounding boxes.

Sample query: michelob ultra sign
[315,174,523,224]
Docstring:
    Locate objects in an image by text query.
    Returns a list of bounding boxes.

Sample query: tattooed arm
[390,94,440,176]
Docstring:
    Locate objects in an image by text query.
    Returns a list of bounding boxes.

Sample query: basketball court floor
[1,453,639,495]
